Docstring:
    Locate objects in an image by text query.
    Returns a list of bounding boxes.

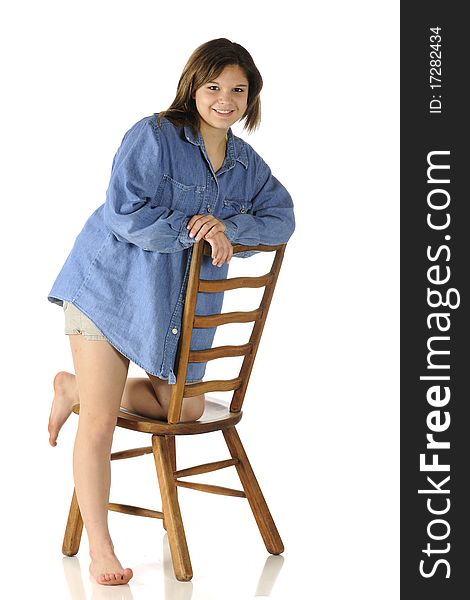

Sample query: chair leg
[62,489,84,556]
[223,426,284,555]
[152,434,193,581]
[162,436,177,532]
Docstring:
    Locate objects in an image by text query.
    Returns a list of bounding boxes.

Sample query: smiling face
[193,64,249,135]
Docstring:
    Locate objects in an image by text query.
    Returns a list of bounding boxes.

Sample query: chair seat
[71,396,243,435]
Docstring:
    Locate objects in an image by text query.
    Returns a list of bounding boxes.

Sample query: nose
[217,89,232,104]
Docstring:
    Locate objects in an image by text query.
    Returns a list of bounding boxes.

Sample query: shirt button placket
[206,169,219,215]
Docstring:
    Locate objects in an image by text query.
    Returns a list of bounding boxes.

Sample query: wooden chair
[62,239,287,581]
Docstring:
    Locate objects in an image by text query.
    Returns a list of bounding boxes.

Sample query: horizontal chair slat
[175,480,246,498]
[203,243,285,256]
[193,309,262,328]
[188,343,252,363]
[199,274,272,292]
[174,458,239,478]
[183,377,242,397]
[108,503,163,519]
[111,446,153,461]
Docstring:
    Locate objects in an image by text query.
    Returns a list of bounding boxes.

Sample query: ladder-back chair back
[170,239,287,422]
[63,240,288,581]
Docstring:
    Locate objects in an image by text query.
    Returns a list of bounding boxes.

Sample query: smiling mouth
[213,109,234,115]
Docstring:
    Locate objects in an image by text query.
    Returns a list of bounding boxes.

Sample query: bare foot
[89,551,133,586]
[48,371,79,446]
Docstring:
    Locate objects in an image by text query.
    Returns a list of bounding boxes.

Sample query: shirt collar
[184,123,248,169]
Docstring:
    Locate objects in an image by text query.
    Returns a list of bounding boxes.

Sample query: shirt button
[171,327,178,334]
[207,205,212,213]
[240,207,246,213]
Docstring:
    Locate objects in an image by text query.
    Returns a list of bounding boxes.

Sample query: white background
[0,1,399,598]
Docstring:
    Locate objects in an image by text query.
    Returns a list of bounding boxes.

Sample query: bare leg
[49,370,205,447]
[129,372,205,422]
[68,334,133,586]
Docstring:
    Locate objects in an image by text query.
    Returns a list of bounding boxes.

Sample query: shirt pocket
[222,198,253,217]
[154,174,204,215]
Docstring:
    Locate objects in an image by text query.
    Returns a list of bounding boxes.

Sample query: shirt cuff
[178,216,197,247]
[223,219,238,243]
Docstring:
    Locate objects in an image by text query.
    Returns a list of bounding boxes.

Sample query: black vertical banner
[401,2,469,597]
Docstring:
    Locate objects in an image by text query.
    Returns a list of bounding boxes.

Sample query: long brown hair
[157,38,263,134]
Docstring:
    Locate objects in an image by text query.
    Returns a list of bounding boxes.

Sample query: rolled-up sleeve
[222,159,295,250]
[103,118,196,253]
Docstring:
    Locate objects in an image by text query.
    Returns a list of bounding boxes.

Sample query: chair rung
[111,446,153,461]
[193,309,262,328]
[188,343,252,362]
[199,273,272,292]
[183,377,242,397]
[108,503,163,519]
[175,480,246,498]
[175,458,239,478]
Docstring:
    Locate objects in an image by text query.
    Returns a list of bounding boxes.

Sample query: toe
[95,567,133,586]
[48,417,60,445]
[122,568,133,582]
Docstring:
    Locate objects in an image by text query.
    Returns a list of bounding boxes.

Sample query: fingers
[186,215,225,241]
[206,234,228,267]
[204,223,225,239]
[186,215,204,241]
[207,234,233,267]
[186,215,232,266]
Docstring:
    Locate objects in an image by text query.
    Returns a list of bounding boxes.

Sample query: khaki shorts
[62,301,204,384]
[63,300,108,341]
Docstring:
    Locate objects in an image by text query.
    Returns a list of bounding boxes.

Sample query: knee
[77,414,117,440]
[180,395,205,422]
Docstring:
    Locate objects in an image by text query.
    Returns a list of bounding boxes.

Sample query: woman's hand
[204,231,233,266]
[186,214,226,241]
[186,215,232,266]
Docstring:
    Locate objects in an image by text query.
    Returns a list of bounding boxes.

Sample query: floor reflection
[254,555,284,597]
[62,556,134,599]
[163,535,193,600]
[61,533,284,599]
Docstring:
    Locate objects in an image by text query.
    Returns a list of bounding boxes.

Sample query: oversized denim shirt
[47,114,295,383]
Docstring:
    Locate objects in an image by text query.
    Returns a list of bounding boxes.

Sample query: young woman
[47,38,295,586]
